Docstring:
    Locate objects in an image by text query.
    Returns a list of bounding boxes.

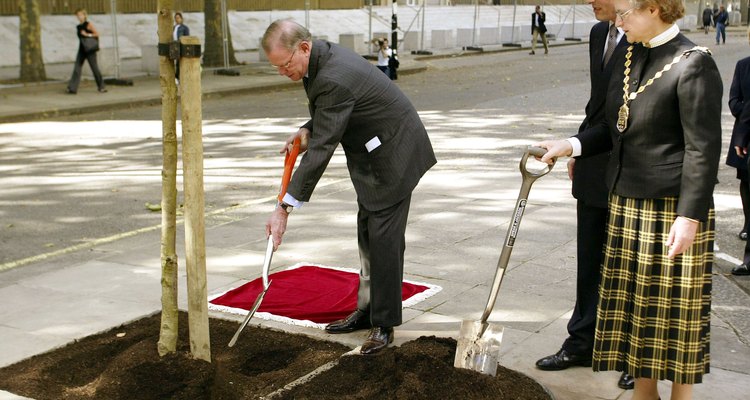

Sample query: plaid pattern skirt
[592,194,713,384]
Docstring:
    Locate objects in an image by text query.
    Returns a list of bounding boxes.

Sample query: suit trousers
[531,28,548,52]
[562,199,608,355]
[68,47,104,92]
[355,194,411,327]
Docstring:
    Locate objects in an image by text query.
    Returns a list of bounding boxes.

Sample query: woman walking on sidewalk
[66,8,106,94]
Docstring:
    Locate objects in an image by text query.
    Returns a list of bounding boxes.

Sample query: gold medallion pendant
[617,103,629,132]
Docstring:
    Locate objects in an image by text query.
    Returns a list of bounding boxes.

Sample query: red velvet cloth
[210,265,430,324]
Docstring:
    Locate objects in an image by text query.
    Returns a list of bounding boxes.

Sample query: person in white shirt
[374,38,393,79]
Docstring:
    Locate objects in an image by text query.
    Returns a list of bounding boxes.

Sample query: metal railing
[0,0,364,16]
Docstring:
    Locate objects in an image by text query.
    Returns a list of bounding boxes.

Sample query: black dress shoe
[618,371,635,390]
[360,326,394,355]
[732,263,750,276]
[739,231,747,241]
[535,349,592,371]
[325,309,371,334]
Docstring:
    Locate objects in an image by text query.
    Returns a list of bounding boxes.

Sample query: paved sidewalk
[0,38,593,123]
[1,37,749,400]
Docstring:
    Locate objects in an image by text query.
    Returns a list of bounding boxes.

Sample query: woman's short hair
[631,0,685,23]
[74,8,87,17]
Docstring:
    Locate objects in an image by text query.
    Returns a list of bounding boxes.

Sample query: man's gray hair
[261,19,312,52]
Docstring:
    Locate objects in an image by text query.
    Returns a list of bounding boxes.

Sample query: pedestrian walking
[703,4,714,34]
[726,29,750,275]
[373,37,392,79]
[536,0,722,398]
[715,5,728,44]
[66,8,106,94]
[534,0,634,391]
[262,20,436,355]
[530,5,548,55]
[173,12,190,81]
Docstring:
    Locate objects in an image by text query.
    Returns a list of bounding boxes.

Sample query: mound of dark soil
[280,336,551,400]
[0,312,347,399]
[0,314,551,400]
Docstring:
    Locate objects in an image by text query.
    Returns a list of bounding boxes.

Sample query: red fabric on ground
[210,265,430,324]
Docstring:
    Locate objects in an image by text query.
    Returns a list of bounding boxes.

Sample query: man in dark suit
[530,5,548,55]
[534,0,634,390]
[262,20,436,355]
[173,12,189,81]
[727,52,750,276]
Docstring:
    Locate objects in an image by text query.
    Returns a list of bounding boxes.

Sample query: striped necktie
[603,24,618,67]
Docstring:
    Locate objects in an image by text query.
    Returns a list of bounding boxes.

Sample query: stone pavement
[0,36,594,123]
[2,38,750,400]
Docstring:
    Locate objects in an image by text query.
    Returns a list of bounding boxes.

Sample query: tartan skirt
[592,194,713,384]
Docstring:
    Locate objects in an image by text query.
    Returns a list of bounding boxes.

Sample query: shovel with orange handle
[228,137,301,347]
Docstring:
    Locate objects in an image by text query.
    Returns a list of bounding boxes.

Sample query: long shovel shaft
[479,146,553,325]
[228,138,301,347]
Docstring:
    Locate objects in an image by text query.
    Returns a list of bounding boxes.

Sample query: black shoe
[529,51,535,55]
[732,263,750,276]
[325,309,371,334]
[739,231,747,241]
[360,326,394,355]
[65,88,76,94]
[535,349,592,371]
[618,371,635,390]
[98,88,108,93]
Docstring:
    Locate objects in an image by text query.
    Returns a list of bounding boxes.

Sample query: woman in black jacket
[537,0,722,398]
[66,8,106,94]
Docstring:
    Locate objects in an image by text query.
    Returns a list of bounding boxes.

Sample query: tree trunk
[203,0,238,67]
[180,35,211,363]
[18,0,46,82]
[156,0,179,357]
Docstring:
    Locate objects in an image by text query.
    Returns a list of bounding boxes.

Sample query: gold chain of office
[616,45,710,133]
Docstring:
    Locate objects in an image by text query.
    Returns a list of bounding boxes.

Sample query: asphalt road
[1,31,749,299]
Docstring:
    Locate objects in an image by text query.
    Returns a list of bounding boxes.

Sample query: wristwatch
[279,202,293,214]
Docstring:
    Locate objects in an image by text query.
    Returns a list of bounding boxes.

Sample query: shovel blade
[227,281,272,347]
[454,320,504,376]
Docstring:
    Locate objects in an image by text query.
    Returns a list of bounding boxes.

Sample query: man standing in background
[173,12,190,81]
[715,5,729,45]
[534,0,633,390]
[530,5,548,55]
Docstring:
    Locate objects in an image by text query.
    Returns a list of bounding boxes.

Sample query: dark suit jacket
[727,56,750,170]
[531,12,546,34]
[289,40,436,211]
[174,24,189,39]
[577,34,723,220]
[573,22,628,208]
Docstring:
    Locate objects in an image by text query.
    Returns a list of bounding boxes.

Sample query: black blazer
[531,12,547,34]
[727,56,750,170]
[290,40,436,211]
[577,34,723,220]
[174,24,189,39]
[572,22,628,208]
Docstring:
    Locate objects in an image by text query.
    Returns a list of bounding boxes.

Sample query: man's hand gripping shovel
[453,146,555,375]
[228,137,301,347]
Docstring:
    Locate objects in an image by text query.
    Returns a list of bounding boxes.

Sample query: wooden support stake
[156,0,179,357]
[179,35,211,362]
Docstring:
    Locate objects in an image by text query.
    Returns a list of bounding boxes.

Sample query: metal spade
[454,146,554,375]
[228,137,301,347]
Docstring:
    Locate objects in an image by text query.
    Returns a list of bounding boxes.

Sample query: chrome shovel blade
[227,280,272,348]
[454,320,504,376]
